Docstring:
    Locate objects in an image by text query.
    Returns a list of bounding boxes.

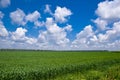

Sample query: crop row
[0,59,120,80]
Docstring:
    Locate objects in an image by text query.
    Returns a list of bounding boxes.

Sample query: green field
[0,50,120,80]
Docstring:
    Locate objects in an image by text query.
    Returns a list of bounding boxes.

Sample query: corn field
[0,50,120,80]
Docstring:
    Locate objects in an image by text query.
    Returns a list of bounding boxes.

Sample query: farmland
[0,50,120,80]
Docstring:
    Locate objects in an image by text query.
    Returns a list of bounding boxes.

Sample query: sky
[0,0,120,50]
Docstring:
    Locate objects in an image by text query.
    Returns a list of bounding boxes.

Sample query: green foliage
[0,50,120,80]
[54,64,120,80]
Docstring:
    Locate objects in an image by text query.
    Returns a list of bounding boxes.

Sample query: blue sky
[2,0,103,38]
[0,0,120,50]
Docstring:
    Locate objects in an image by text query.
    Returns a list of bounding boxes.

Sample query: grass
[0,50,120,80]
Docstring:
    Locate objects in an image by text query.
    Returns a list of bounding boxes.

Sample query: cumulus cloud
[68,0,120,50]
[26,11,41,22]
[34,21,45,27]
[0,27,37,49]
[10,9,44,27]
[94,18,108,31]
[1,5,73,50]
[25,37,37,45]
[11,27,27,41]
[38,17,70,47]
[0,11,4,19]
[76,25,94,39]
[2,1,120,50]
[0,21,8,37]
[98,21,120,42]
[11,27,37,44]
[26,11,44,27]
[0,0,10,8]
[93,0,120,50]
[54,6,72,23]
[0,12,8,37]
[96,0,120,20]
[71,25,97,49]
[44,4,53,15]
[63,24,73,32]
[70,23,120,50]
[10,9,26,26]
[71,20,120,50]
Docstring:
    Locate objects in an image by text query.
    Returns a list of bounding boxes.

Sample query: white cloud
[0,21,8,37]
[0,7,73,50]
[0,37,38,49]
[98,21,120,42]
[38,17,70,47]
[88,0,120,50]
[44,4,53,15]
[97,33,107,42]
[76,25,94,39]
[46,18,62,33]
[71,20,120,50]
[25,37,37,45]
[34,21,45,27]
[0,11,4,19]
[45,17,70,46]
[72,25,95,46]
[63,24,73,31]
[10,9,26,26]
[0,38,14,49]
[71,21,120,50]
[2,2,120,50]
[68,0,119,50]
[0,27,37,49]
[26,11,42,27]
[10,9,43,27]
[0,12,8,37]
[70,25,112,50]
[38,31,47,43]
[113,21,120,32]
[26,11,41,22]
[54,6,72,23]
[11,27,37,44]
[11,27,27,41]
[0,0,10,8]
[96,0,120,20]
[94,18,108,31]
